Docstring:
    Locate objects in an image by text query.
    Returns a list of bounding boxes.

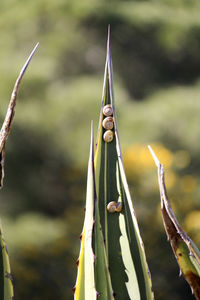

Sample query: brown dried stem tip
[0,43,39,188]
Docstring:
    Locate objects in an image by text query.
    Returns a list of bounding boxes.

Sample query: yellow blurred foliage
[184,210,200,231]
[165,171,177,189]
[124,143,173,174]
[180,175,197,193]
[174,150,191,169]
[123,143,196,193]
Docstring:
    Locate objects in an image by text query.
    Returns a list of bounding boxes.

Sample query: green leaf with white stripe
[75,122,114,300]
[74,124,96,300]
[94,28,154,300]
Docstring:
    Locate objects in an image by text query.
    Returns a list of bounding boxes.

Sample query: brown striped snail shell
[107,201,116,213]
[115,202,123,212]
[103,104,113,117]
[103,130,114,143]
[107,201,123,213]
[102,117,114,130]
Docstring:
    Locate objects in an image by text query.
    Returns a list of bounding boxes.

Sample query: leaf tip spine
[76,259,79,266]
[96,291,100,298]
[72,286,76,294]
[148,145,161,168]
[18,42,39,80]
[106,24,112,67]
[107,24,111,51]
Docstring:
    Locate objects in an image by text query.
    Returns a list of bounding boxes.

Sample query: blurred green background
[0,0,200,299]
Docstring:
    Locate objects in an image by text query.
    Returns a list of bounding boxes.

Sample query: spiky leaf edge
[74,123,98,300]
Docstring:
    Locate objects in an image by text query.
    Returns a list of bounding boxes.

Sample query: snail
[102,117,114,130]
[103,104,113,117]
[106,201,116,213]
[107,201,123,213]
[115,202,123,212]
[103,130,114,143]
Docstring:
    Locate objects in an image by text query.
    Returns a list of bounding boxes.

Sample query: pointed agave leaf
[74,124,97,300]
[149,145,200,299]
[0,223,14,300]
[0,43,39,188]
[94,28,154,300]
[75,122,114,300]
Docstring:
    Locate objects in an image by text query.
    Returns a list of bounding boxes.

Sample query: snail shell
[103,104,113,117]
[102,117,114,130]
[107,201,123,213]
[107,201,117,213]
[103,130,114,143]
[115,202,123,212]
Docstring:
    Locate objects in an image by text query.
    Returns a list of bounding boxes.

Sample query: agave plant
[74,29,153,300]
[74,29,200,300]
[0,43,38,300]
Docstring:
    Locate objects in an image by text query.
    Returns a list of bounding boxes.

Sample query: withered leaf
[0,43,39,188]
[149,145,200,300]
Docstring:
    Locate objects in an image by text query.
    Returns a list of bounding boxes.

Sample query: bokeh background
[0,0,200,299]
